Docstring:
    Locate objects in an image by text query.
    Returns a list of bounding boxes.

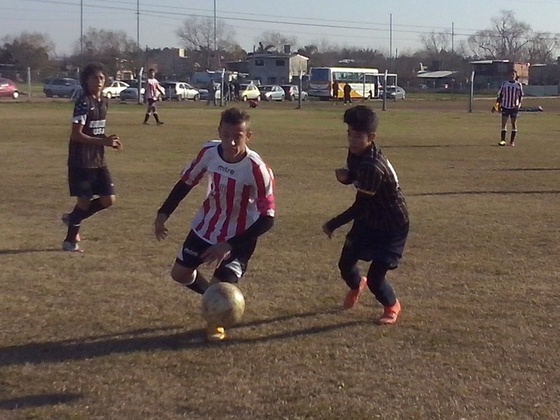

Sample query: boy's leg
[171,263,210,294]
[510,115,518,145]
[338,244,367,309]
[499,114,508,145]
[366,263,401,325]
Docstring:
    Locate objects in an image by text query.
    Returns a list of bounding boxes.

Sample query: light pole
[80,0,83,58]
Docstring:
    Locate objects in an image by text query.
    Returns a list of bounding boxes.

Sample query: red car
[0,78,19,99]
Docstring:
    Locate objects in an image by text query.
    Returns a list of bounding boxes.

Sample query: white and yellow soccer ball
[201,282,245,328]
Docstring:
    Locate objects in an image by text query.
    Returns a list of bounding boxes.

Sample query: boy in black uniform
[322,105,409,325]
[62,62,122,252]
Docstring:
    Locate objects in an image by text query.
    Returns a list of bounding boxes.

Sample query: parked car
[43,78,80,98]
[161,81,200,101]
[102,80,129,99]
[281,84,308,101]
[380,85,406,100]
[119,80,146,101]
[0,78,19,99]
[260,85,285,101]
[239,84,261,101]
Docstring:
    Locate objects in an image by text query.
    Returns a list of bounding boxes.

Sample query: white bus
[308,66,398,100]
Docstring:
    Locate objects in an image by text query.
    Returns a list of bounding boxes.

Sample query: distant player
[62,62,122,253]
[154,107,275,341]
[322,105,409,325]
[497,70,523,146]
[143,68,165,125]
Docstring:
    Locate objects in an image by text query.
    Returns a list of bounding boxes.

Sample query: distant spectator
[343,83,352,104]
[332,79,340,104]
[206,78,216,106]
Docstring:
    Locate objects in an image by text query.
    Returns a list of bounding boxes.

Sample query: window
[255,59,264,66]
[276,60,285,67]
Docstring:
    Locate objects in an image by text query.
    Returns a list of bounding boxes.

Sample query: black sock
[83,198,106,219]
[185,270,210,295]
[501,130,507,141]
[143,113,150,123]
[154,113,161,123]
[511,130,517,141]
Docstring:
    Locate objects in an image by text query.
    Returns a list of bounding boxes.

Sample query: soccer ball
[201,282,245,327]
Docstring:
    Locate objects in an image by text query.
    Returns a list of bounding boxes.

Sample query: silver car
[261,85,285,101]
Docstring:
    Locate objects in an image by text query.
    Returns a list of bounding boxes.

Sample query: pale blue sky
[1,0,560,56]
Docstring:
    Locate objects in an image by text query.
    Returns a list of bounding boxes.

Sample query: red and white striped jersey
[180,141,275,244]
[498,80,523,109]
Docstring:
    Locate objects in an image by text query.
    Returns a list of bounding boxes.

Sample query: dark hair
[343,105,379,134]
[80,62,105,94]
[220,107,251,127]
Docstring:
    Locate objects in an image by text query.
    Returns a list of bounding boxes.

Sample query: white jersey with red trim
[180,141,275,245]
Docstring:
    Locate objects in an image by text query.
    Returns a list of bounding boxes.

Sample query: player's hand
[322,223,333,239]
[200,242,232,267]
[104,134,123,150]
[335,168,349,184]
[154,213,169,241]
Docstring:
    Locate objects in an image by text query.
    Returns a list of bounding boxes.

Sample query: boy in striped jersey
[322,105,409,325]
[497,70,523,146]
[154,107,275,341]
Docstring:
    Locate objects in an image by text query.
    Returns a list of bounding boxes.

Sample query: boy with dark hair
[497,70,523,146]
[62,62,122,253]
[322,105,409,325]
[143,68,165,125]
[154,107,275,341]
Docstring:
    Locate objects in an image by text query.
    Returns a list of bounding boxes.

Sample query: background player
[143,68,165,125]
[497,70,523,146]
[62,62,122,253]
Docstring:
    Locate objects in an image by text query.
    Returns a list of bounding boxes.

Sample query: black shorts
[68,166,115,198]
[147,98,156,108]
[175,230,257,283]
[343,223,409,269]
[501,107,519,119]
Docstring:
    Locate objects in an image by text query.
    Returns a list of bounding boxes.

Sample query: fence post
[27,67,31,102]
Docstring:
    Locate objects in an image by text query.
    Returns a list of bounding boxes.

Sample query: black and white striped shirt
[498,80,523,110]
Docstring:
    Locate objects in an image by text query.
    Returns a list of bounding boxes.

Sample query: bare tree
[420,31,451,54]
[468,10,531,60]
[255,31,297,53]
[526,32,560,63]
[176,16,236,68]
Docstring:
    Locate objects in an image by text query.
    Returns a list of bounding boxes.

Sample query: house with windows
[470,60,529,89]
[246,52,309,85]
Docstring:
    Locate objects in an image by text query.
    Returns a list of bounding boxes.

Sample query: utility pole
[214,0,218,69]
[80,0,83,60]
[389,14,393,59]
[451,22,455,53]
[137,0,141,67]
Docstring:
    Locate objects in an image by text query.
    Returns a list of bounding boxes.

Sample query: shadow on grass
[494,168,560,172]
[0,308,365,366]
[0,248,61,255]
[410,190,560,197]
[0,393,82,410]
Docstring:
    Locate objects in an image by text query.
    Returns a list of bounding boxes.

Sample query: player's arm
[322,192,369,236]
[154,181,193,241]
[227,216,274,248]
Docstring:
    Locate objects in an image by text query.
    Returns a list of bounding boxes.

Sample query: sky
[1,0,560,56]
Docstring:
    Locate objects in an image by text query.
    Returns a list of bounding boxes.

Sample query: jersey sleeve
[72,98,89,125]
[179,145,212,187]
[356,160,382,196]
[251,160,275,217]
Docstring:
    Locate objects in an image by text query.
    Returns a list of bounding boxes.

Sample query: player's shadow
[0,309,363,366]
[410,190,560,197]
[0,393,83,410]
[0,248,61,255]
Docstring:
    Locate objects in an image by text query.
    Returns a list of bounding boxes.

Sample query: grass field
[1,96,560,419]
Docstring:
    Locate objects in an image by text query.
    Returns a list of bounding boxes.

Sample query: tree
[468,10,531,60]
[420,31,451,54]
[526,33,560,64]
[0,32,54,73]
[255,31,297,53]
[75,28,140,75]
[176,16,237,69]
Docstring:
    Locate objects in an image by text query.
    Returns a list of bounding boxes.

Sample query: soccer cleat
[343,276,367,309]
[61,213,80,242]
[206,326,226,342]
[498,140,507,146]
[157,121,164,125]
[377,300,401,325]
[62,241,83,253]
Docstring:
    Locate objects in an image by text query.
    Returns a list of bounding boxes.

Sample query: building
[246,52,309,85]
[470,60,529,89]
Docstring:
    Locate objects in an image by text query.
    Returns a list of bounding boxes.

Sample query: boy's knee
[100,195,116,208]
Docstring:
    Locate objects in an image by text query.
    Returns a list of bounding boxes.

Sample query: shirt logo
[217,165,235,175]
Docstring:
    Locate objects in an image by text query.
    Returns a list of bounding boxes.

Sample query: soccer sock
[154,113,161,123]
[143,113,150,123]
[83,198,106,219]
[366,264,395,307]
[64,206,89,242]
[511,130,517,142]
[184,270,210,295]
[501,129,507,141]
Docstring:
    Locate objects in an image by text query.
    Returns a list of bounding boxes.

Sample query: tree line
[1,10,558,86]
